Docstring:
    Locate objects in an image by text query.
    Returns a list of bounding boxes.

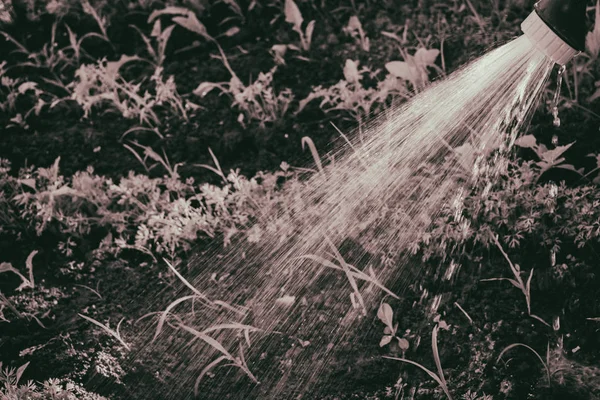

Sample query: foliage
[0,155,292,262]
[283,0,315,52]
[70,56,187,125]
[0,361,107,400]
[298,59,408,122]
[195,63,294,127]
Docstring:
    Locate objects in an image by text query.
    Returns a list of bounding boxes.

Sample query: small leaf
[397,338,409,351]
[284,0,303,30]
[172,13,212,40]
[514,135,537,149]
[193,82,220,97]
[223,26,240,37]
[343,59,361,84]
[377,302,394,329]
[414,48,440,68]
[385,61,418,82]
[15,362,29,384]
[148,6,190,23]
[151,19,162,37]
[380,335,393,347]
[305,20,316,48]
[275,295,296,306]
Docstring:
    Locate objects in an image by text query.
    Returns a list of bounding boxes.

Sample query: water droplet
[550,65,566,127]
[551,135,558,146]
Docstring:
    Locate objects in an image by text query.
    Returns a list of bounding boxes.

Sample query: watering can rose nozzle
[521,0,587,65]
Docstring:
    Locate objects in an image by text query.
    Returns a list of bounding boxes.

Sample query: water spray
[521,0,587,65]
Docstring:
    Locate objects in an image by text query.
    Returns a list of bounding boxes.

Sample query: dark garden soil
[1,0,600,399]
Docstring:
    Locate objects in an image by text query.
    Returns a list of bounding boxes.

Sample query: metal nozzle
[521,0,587,65]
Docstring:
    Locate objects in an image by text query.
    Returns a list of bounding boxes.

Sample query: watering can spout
[521,0,587,65]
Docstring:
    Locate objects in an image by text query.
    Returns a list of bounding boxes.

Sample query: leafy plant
[481,233,549,326]
[195,62,294,127]
[130,19,176,68]
[78,314,131,351]
[514,135,582,179]
[298,59,408,122]
[343,16,369,52]
[385,47,441,92]
[0,360,106,399]
[69,55,187,125]
[297,238,399,316]
[283,0,315,52]
[377,302,410,352]
[385,324,453,400]
[497,343,551,386]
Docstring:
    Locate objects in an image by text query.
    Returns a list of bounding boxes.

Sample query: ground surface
[1,0,600,399]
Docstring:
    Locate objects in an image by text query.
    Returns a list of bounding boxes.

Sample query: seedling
[497,342,551,386]
[514,135,582,180]
[481,232,549,327]
[0,250,37,291]
[377,302,410,353]
[178,323,259,395]
[130,19,176,67]
[79,314,131,351]
[301,136,324,174]
[297,238,399,316]
[385,47,441,92]
[384,324,453,400]
[284,0,315,52]
[298,59,408,122]
[343,16,369,52]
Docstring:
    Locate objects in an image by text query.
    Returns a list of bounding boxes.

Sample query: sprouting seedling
[0,250,38,291]
[301,136,324,174]
[0,361,30,387]
[177,323,259,396]
[163,258,247,316]
[385,47,441,92]
[481,232,549,327]
[514,135,582,180]
[297,239,399,316]
[129,19,176,68]
[80,0,112,46]
[377,302,409,353]
[343,16,369,52]
[193,147,228,184]
[384,324,453,400]
[120,126,164,142]
[497,343,551,386]
[123,141,182,178]
[79,314,131,351]
[284,0,315,52]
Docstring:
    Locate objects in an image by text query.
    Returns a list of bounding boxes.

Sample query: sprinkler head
[521,0,587,65]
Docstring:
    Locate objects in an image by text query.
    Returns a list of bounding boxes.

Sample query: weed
[377,302,410,353]
[284,0,315,52]
[385,324,453,400]
[343,16,369,52]
[0,360,107,399]
[178,323,259,396]
[130,19,176,68]
[69,55,187,125]
[514,135,581,179]
[0,250,37,291]
[78,314,131,351]
[298,59,408,122]
[497,342,551,386]
[195,64,294,127]
[481,232,549,326]
[385,47,441,92]
[297,238,399,316]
